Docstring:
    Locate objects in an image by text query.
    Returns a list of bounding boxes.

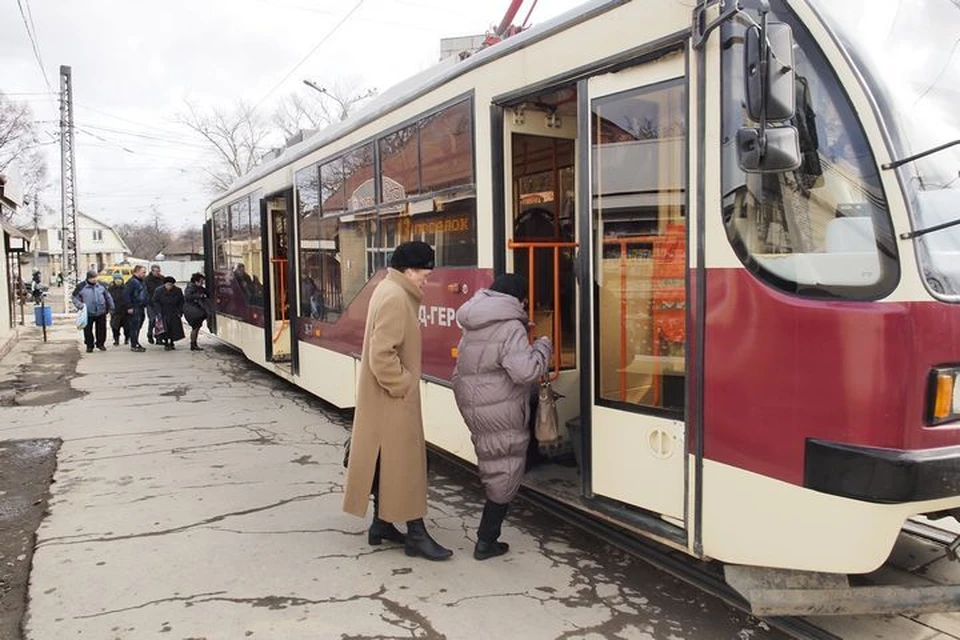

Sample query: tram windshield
[811,0,960,299]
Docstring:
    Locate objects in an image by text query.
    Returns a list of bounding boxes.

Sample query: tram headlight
[927,366,960,425]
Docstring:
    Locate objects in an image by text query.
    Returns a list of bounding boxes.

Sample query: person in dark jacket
[72,269,116,353]
[452,273,552,560]
[123,265,148,352]
[183,273,210,351]
[144,264,165,344]
[107,274,129,346]
[152,276,185,350]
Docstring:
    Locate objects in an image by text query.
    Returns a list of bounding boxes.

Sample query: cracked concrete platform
[2,321,782,640]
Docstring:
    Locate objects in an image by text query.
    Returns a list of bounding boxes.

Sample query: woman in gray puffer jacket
[453,273,552,560]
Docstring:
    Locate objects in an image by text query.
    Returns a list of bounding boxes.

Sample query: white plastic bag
[75,304,88,330]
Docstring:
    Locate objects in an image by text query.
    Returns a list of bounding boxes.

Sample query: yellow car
[98,266,134,285]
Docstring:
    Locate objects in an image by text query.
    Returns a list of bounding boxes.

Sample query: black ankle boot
[474,500,510,560]
[474,540,510,560]
[369,518,405,545]
[190,343,203,351]
[404,519,452,560]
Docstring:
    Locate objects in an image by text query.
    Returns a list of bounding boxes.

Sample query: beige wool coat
[342,269,428,523]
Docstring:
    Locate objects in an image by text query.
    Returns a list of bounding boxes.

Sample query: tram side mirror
[744,22,796,122]
[736,126,802,172]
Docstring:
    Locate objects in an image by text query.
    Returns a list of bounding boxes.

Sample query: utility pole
[32,197,39,269]
[59,64,80,311]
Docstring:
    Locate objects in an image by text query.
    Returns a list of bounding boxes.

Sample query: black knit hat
[162,276,176,284]
[190,272,205,283]
[489,273,528,303]
[390,241,435,271]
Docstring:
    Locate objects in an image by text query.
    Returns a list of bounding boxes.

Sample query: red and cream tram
[204,0,960,614]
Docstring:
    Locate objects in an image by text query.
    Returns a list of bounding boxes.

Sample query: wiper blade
[901,215,960,240]
[883,138,960,170]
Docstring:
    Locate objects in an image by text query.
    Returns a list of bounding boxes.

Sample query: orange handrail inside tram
[507,239,577,380]
[270,258,288,344]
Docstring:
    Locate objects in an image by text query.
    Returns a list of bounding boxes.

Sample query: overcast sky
[2,0,586,231]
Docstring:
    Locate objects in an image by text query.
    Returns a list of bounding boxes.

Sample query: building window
[92,229,103,242]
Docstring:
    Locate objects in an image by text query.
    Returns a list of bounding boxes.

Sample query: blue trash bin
[34,305,52,327]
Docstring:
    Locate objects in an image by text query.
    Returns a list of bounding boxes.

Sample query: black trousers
[126,308,145,347]
[82,313,107,349]
[477,500,510,543]
[111,314,128,342]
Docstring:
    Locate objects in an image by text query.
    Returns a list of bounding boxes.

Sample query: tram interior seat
[753,215,881,287]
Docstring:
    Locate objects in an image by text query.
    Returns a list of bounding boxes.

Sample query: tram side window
[421,100,473,191]
[380,124,421,202]
[213,208,227,270]
[230,196,262,309]
[378,197,478,269]
[295,98,477,329]
[592,78,687,414]
[248,191,263,296]
[297,165,321,319]
[720,1,898,299]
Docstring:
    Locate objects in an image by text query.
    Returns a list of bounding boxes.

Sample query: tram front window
[810,0,960,299]
[720,0,899,300]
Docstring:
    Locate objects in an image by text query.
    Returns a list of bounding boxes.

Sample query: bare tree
[116,220,172,261]
[177,100,272,194]
[0,92,50,222]
[274,78,376,140]
[273,92,327,141]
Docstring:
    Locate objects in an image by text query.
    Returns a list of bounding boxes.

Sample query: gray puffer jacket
[452,289,552,504]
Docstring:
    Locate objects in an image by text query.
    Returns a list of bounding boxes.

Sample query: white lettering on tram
[418,305,458,328]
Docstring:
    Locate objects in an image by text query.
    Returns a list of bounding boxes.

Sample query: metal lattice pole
[59,64,80,311]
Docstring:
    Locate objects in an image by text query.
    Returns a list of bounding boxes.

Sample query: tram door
[586,55,688,522]
[266,198,291,361]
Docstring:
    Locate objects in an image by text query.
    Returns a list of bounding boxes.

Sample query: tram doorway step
[270,354,291,364]
[724,564,960,616]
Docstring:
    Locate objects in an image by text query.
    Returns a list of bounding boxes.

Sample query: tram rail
[514,484,840,640]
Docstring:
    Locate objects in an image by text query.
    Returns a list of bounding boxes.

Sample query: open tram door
[501,83,581,461]
[581,52,691,533]
[261,190,295,367]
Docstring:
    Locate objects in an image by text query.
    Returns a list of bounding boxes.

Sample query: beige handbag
[534,379,561,445]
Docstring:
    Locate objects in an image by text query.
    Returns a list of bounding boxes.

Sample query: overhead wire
[253,0,365,109]
[14,0,52,91]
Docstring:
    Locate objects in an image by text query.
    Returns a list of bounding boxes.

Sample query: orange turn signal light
[934,373,954,420]
[928,367,960,425]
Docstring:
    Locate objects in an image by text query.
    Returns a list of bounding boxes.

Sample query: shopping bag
[534,379,561,445]
[154,316,165,336]
[75,304,88,330]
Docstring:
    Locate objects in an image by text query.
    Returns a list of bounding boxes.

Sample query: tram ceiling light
[927,366,960,425]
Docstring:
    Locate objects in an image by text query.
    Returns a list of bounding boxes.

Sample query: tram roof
[212,0,628,207]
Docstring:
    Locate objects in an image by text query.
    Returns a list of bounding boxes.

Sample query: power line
[254,0,365,109]
[14,0,52,91]
[74,102,188,138]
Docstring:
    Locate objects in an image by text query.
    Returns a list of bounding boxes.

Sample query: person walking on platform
[452,273,552,560]
[144,264,164,345]
[123,265,148,352]
[342,241,452,561]
[72,269,115,353]
[183,273,210,351]
[152,276,185,350]
[107,274,129,346]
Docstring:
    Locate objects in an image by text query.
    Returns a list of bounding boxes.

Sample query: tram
[203,0,960,614]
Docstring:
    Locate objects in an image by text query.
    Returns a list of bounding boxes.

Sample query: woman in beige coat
[342,241,452,561]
